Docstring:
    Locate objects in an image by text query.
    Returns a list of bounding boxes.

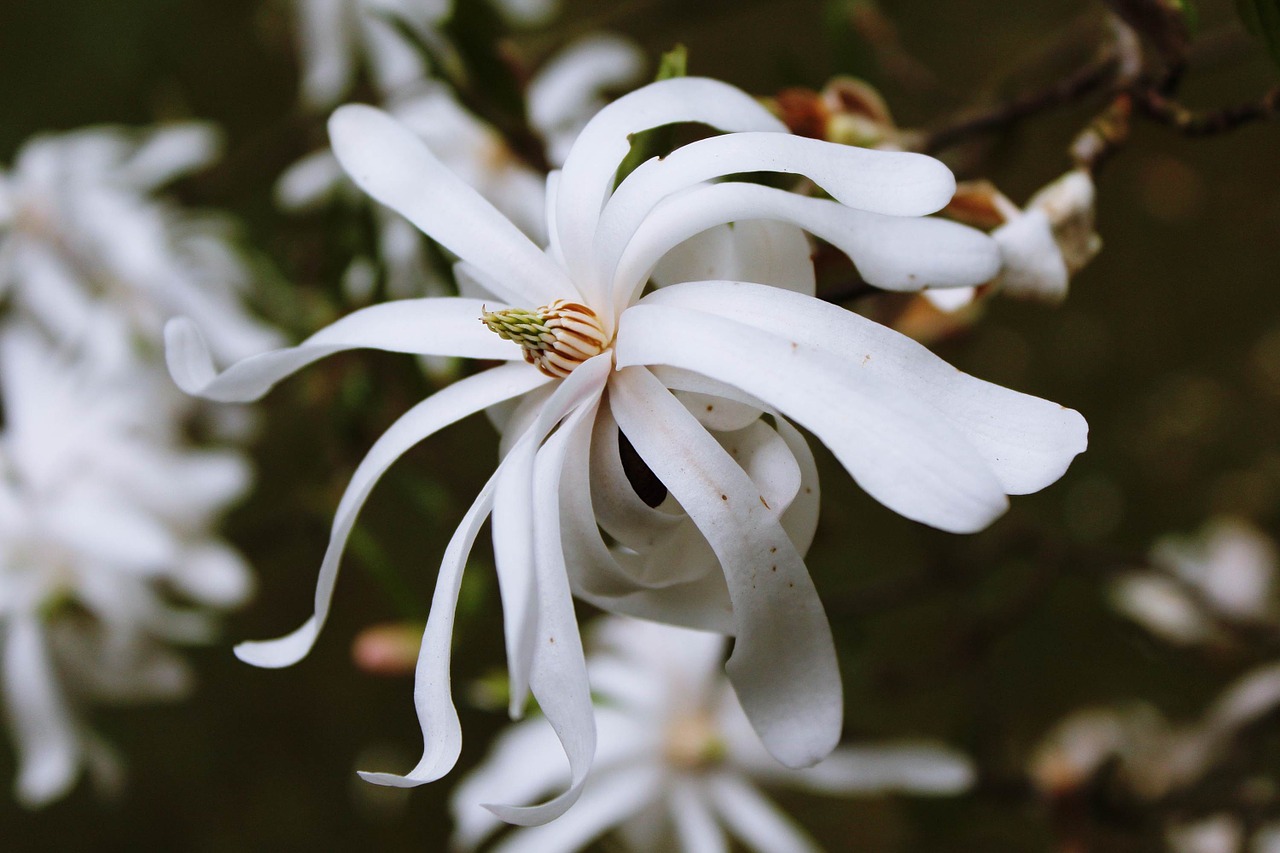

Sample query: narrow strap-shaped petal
[492,447,540,718]
[613,182,998,308]
[329,104,574,306]
[587,404,682,552]
[706,773,820,853]
[767,742,976,795]
[617,302,1010,533]
[649,219,817,300]
[555,77,786,302]
[669,778,730,853]
[166,297,522,403]
[2,617,80,807]
[482,415,600,826]
[640,281,1088,497]
[234,363,549,669]
[597,133,958,298]
[609,366,842,769]
[357,466,500,788]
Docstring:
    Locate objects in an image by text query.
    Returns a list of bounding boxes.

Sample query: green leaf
[1237,0,1280,68]
[614,44,689,189]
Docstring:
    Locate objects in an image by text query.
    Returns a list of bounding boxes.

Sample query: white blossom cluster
[0,123,276,805]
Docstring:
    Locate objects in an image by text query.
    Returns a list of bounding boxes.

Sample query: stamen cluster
[481,299,609,378]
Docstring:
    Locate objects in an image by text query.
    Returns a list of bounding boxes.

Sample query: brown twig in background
[1135,85,1280,136]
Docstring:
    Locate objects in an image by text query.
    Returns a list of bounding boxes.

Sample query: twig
[1135,85,1280,136]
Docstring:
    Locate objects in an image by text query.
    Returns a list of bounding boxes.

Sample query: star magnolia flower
[0,123,282,365]
[0,328,253,806]
[167,77,1087,824]
[453,615,975,853]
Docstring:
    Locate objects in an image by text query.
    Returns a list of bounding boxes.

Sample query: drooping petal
[554,77,786,301]
[596,133,958,296]
[234,363,549,669]
[166,298,523,403]
[617,301,1011,533]
[669,778,730,853]
[491,764,663,853]
[614,182,998,307]
[706,773,820,853]
[639,280,1088,498]
[2,617,80,807]
[587,405,682,553]
[328,104,574,306]
[609,366,842,769]
[356,468,501,788]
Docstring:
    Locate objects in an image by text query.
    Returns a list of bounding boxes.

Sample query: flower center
[481,300,610,379]
[664,711,727,771]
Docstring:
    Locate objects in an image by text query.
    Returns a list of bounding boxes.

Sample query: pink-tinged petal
[649,219,817,302]
[706,773,820,853]
[615,182,997,306]
[617,302,1010,533]
[234,363,549,669]
[597,133,958,294]
[328,104,574,306]
[555,77,785,302]
[640,281,1088,498]
[2,617,80,807]
[491,764,663,853]
[165,298,522,403]
[609,367,842,768]
[669,778,730,853]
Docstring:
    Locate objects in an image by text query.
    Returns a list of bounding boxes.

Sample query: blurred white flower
[453,616,974,853]
[0,124,282,365]
[0,329,253,806]
[293,0,563,109]
[1111,517,1278,645]
[169,76,1085,822]
[277,34,646,300]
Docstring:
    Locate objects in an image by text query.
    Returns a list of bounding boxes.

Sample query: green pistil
[481,307,555,352]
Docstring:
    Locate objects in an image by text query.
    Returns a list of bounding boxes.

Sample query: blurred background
[1,0,1279,849]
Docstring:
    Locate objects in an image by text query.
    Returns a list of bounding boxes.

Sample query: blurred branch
[1134,84,1280,135]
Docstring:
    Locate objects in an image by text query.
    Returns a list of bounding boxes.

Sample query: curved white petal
[597,133,958,297]
[234,363,548,669]
[2,618,80,807]
[609,367,842,769]
[357,466,501,788]
[772,742,976,795]
[555,77,786,302]
[669,778,729,853]
[166,298,522,403]
[588,406,682,553]
[615,182,998,307]
[994,209,1069,302]
[706,774,820,853]
[650,219,816,301]
[774,415,821,555]
[329,104,574,306]
[574,567,736,635]
[617,302,1011,533]
[640,281,1089,498]
[492,763,663,853]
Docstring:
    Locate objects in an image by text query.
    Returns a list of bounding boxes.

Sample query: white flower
[452,616,974,852]
[0,328,253,806]
[1111,517,1277,645]
[277,34,646,299]
[0,124,282,365]
[168,77,1086,822]
[293,0,564,109]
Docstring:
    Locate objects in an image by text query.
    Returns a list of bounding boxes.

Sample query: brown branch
[1135,85,1280,136]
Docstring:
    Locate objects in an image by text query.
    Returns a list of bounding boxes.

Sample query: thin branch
[1135,85,1280,136]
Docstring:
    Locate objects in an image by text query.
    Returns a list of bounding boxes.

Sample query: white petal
[994,209,1069,302]
[669,778,730,853]
[328,104,574,306]
[587,405,682,553]
[492,447,540,718]
[616,183,995,306]
[774,415,821,555]
[357,468,501,788]
[554,77,785,301]
[234,363,548,669]
[768,742,976,795]
[637,281,1088,499]
[166,297,522,403]
[597,133,958,297]
[609,367,842,768]
[492,764,663,853]
[574,569,736,635]
[122,122,221,189]
[650,219,817,301]
[617,301,1011,533]
[707,774,820,853]
[2,618,81,807]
